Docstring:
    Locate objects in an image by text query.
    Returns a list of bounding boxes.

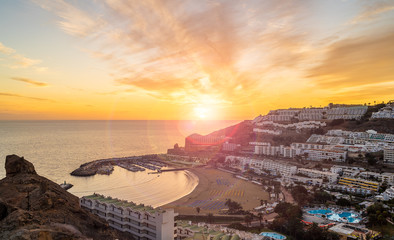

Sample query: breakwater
[70,154,168,176]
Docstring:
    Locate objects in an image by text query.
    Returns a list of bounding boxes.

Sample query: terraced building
[80,194,175,240]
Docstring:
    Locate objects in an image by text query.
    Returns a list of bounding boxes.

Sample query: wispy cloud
[11,77,48,87]
[0,41,45,70]
[35,0,312,106]
[34,0,394,108]
[0,42,15,55]
[0,92,54,102]
[308,31,394,89]
[350,0,394,24]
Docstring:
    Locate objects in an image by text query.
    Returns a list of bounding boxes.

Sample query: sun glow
[194,106,210,119]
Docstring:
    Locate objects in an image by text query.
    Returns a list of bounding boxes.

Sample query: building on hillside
[222,142,240,152]
[175,221,261,240]
[326,106,367,120]
[304,149,347,162]
[379,186,394,201]
[371,105,394,119]
[380,173,394,186]
[80,194,176,240]
[324,183,374,195]
[253,128,282,135]
[185,134,227,152]
[338,177,379,192]
[384,147,394,164]
[290,142,326,150]
[259,159,297,176]
[329,223,380,240]
[254,144,301,158]
[282,175,323,186]
[297,168,338,183]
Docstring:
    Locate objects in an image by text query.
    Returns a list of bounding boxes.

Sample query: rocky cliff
[0,155,133,240]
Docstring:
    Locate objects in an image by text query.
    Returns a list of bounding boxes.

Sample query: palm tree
[257,212,263,228]
[244,214,252,227]
[207,213,214,224]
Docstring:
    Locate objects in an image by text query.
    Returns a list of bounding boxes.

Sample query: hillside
[0,155,133,240]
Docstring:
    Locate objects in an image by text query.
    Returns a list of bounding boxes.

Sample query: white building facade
[80,194,175,240]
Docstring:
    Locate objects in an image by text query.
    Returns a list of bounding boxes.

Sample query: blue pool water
[260,232,286,239]
[307,209,361,223]
[307,209,332,215]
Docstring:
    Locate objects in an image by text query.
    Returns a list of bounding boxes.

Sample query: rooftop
[83,194,157,213]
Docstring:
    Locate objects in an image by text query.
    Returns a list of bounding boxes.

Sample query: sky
[0,0,393,120]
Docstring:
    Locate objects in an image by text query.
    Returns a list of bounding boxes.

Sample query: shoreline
[162,167,269,214]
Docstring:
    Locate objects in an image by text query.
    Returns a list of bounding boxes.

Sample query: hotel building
[297,168,338,183]
[304,149,347,162]
[80,194,176,240]
[384,147,394,164]
[259,159,297,176]
[338,177,379,192]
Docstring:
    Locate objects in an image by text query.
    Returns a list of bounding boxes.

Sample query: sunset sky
[1,0,394,120]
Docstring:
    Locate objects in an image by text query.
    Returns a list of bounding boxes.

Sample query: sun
[194,106,209,119]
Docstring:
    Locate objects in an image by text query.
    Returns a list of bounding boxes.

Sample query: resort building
[325,106,368,120]
[262,114,293,122]
[379,186,394,201]
[185,134,228,152]
[260,159,297,176]
[254,144,301,158]
[380,172,394,186]
[297,168,338,183]
[282,175,323,186]
[290,142,326,150]
[80,194,176,240]
[371,104,394,119]
[175,221,261,240]
[252,128,282,135]
[324,184,374,195]
[222,142,240,152]
[338,177,379,192]
[384,147,394,164]
[255,120,326,129]
[307,134,345,145]
[304,149,347,162]
[329,223,380,240]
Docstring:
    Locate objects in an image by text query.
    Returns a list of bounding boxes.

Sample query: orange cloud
[308,31,394,89]
[11,77,48,87]
[0,92,54,102]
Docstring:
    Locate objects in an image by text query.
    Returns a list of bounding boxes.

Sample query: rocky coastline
[0,154,134,240]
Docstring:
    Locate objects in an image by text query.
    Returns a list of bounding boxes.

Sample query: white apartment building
[326,106,367,120]
[384,147,394,164]
[80,194,175,240]
[380,186,394,200]
[305,149,347,162]
[297,168,338,183]
[381,173,394,186]
[253,128,282,135]
[259,159,297,176]
[290,142,326,150]
[307,134,345,145]
[256,121,326,129]
[282,175,323,186]
[371,105,394,119]
[254,144,300,158]
[262,115,293,122]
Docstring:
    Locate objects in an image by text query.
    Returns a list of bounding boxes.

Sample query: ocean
[0,120,238,207]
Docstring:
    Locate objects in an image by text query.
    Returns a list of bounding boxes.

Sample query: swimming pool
[260,232,286,239]
[307,209,361,223]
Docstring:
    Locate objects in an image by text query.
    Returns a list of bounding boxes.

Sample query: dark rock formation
[0,154,133,240]
[5,155,36,177]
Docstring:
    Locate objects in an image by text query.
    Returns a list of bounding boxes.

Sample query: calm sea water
[0,120,239,207]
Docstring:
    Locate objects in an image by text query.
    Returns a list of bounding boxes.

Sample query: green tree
[196,207,200,214]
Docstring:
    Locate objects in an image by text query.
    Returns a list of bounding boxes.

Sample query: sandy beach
[163,167,269,214]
